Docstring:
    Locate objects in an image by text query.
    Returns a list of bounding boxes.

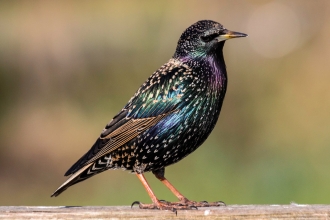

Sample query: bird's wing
[65,59,195,176]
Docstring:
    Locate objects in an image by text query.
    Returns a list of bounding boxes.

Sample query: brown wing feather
[65,109,177,176]
[85,110,176,165]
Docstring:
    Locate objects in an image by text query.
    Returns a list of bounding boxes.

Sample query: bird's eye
[200,33,219,43]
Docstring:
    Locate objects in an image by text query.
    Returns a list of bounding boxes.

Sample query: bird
[51,20,247,211]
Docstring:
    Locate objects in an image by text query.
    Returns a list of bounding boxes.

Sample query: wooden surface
[0,205,329,219]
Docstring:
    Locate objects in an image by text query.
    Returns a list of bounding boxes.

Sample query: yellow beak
[217,30,248,41]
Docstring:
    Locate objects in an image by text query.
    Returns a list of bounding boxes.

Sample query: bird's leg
[153,168,226,207]
[133,173,193,211]
[152,168,188,202]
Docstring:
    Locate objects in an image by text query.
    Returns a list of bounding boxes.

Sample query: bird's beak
[217,29,248,42]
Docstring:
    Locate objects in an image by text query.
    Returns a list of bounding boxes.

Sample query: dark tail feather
[64,138,108,176]
[51,163,93,197]
[64,154,87,176]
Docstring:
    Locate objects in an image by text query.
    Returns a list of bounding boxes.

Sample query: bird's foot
[131,200,197,212]
[159,199,226,207]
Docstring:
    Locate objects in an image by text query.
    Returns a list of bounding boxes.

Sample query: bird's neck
[175,49,227,91]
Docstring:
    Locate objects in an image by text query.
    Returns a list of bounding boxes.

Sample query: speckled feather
[52,20,231,197]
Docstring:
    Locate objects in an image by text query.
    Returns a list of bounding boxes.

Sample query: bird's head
[173,20,247,61]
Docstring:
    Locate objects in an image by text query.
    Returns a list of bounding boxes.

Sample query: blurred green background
[0,0,329,206]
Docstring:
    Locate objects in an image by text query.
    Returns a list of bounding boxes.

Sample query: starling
[51,20,247,211]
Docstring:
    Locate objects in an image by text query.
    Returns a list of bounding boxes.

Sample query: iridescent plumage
[52,20,247,211]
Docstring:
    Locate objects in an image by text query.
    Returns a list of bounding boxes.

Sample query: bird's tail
[51,163,95,197]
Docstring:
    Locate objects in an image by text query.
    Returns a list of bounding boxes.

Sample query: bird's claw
[131,201,141,208]
[190,205,198,210]
[176,199,226,207]
[131,200,199,213]
[131,199,225,212]
[214,201,226,206]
